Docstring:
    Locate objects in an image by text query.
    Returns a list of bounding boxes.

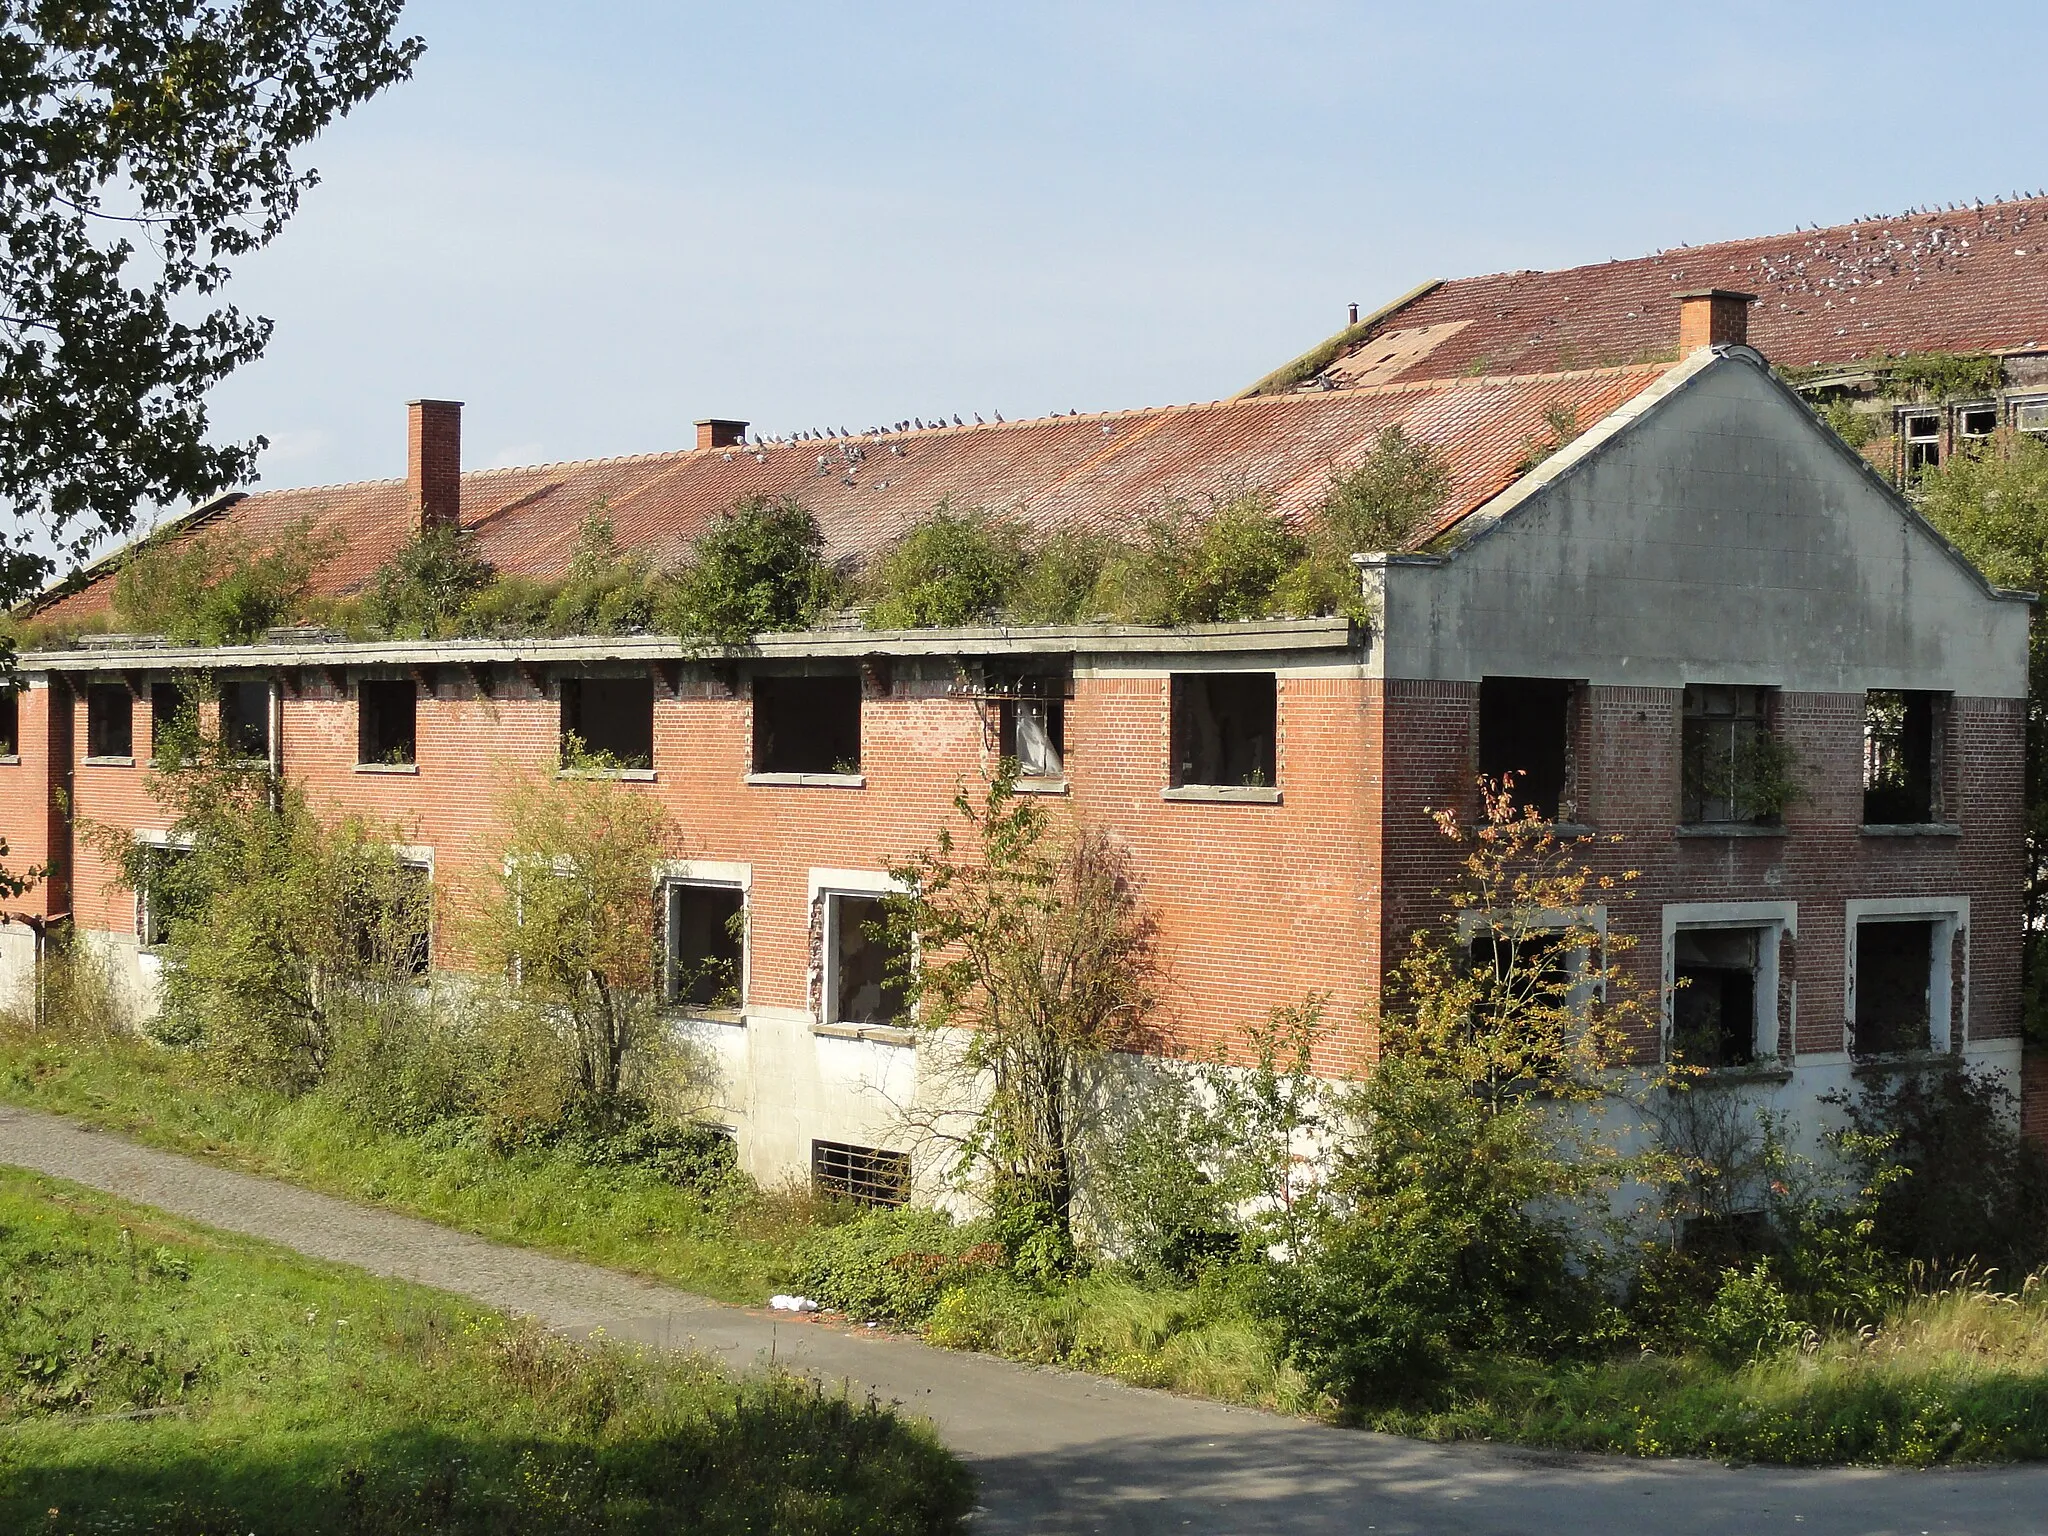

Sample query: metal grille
[811,1140,910,1208]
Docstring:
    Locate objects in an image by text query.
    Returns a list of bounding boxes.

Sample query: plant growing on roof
[863,501,1027,629]
[358,522,497,639]
[1879,351,2005,404]
[661,496,841,650]
[110,516,345,645]
[546,507,663,636]
[1093,493,1305,626]
[883,768,1158,1273]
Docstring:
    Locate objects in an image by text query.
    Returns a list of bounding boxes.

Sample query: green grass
[12,1035,2048,1466]
[0,1166,972,1534]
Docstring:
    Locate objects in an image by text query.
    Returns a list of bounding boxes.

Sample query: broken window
[86,684,132,759]
[1479,676,1574,819]
[357,680,418,766]
[666,881,744,1011]
[0,686,16,756]
[827,892,905,1025]
[2016,399,2048,439]
[1853,919,1935,1056]
[753,675,861,774]
[1671,927,1764,1069]
[219,680,271,761]
[1958,405,1999,445]
[1902,412,1940,478]
[811,1139,910,1208]
[137,844,199,948]
[149,680,190,760]
[1681,685,1779,825]
[1863,689,1942,824]
[342,859,432,977]
[1171,672,1276,788]
[560,675,653,769]
[1000,696,1066,780]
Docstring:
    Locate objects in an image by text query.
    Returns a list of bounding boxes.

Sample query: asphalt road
[3,1103,2045,1534]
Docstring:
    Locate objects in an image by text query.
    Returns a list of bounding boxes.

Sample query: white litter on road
[769,1293,820,1313]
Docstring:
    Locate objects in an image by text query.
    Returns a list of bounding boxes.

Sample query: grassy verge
[0,1165,972,1534]
[10,1035,2048,1465]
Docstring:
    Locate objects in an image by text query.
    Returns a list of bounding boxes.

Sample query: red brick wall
[0,681,70,922]
[1382,682,2028,1063]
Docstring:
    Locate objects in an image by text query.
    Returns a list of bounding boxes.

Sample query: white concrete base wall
[0,923,34,1015]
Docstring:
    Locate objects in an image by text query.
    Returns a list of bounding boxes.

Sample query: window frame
[1844,896,1968,1057]
[810,1138,911,1208]
[810,867,911,1030]
[658,859,751,1018]
[750,673,864,780]
[1660,900,1796,1070]
[85,682,135,762]
[1454,904,1609,1013]
[1900,409,1942,479]
[390,847,436,979]
[1478,675,1579,822]
[357,678,420,769]
[134,833,199,951]
[0,683,18,760]
[1862,688,1948,827]
[558,673,656,773]
[1679,683,1780,828]
[1166,669,1280,798]
[218,678,275,766]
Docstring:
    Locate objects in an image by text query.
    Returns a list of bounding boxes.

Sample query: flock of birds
[731,407,1096,453]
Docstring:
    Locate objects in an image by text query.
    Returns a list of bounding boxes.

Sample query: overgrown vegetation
[110,515,344,646]
[661,495,844,649]
[0,1168,971,1534]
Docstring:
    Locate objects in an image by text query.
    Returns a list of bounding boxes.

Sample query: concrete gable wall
[1378,354,2031,696]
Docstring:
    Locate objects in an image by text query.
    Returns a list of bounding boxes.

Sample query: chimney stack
[1676,289,1755,354]
[407,399,463,535]
[695,418,749,450]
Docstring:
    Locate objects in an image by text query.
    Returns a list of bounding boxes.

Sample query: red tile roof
[30,364,1672,627]
[1259,195,2048,392]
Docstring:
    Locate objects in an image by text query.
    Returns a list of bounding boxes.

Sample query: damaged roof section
[29,365,1671,627]
[1251,194,2048,395]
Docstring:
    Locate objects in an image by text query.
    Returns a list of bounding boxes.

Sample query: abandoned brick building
[0,290,2031,1194]
[1250,193,2048,491]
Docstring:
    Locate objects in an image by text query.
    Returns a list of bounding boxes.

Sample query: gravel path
[5,1103,2047,1534]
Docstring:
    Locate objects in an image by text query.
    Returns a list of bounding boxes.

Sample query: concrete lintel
[20,617,1359,673]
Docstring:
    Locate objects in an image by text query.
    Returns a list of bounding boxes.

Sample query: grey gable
[1368,349,2032,697]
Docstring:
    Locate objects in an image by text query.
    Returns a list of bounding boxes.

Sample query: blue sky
[106,2,2048,502]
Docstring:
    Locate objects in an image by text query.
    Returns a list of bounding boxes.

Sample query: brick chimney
[1676,289,1755,354]
[407,399,463,534]
[695,418,748,450]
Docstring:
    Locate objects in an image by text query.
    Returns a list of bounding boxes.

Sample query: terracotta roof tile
[1278,195,2048,390]
[32,365,1672,626]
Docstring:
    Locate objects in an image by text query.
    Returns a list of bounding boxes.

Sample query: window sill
[1851,1050,1958,1078]
[1674,823,1784,839]
[354,762,420,775]
[746,771,865,789]
[82,755,135,767]
[0,755,18,766]
[1672,1063,1794,1088]
[811,1020,915,1047]
[1860,822,1962,838]
[558,767,657,782]
[1012,776,1069,796]
[1161,785,1283,805]
[666,1005,745,1027]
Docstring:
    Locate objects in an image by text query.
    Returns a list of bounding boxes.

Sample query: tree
[0,3,422,608]
[469,752,683,1110]
[1916,434,2048,1039]
[885,772,1157,1271]
[359,523,497,639]
[86,718,430,1093]
[662,496,840,649]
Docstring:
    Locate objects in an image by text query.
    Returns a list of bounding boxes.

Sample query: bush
[863,503,1026,628]
[1093,495,1304,626]
[111,516,342,644]
[544,509,665,635]
[662,496,840,647]
[1693,1260,1806,1363]
[793,1207,1005,1327]
[357,523,496,638]
[1005,531,1112,624]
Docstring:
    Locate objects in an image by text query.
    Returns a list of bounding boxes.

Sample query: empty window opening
[0,686,16,756]
[560,675,653,769]
[811,1139,910,1208]
[2016,399,2048,438]
[1854,919,1935,1056]
[1000,694,1066,779]
[344,860,432,977]
[1959,405,1999,442]
[86,684,132,759]
[1672,927,1763,1069]
[1172,672,1276,788]
[667,882,744,1011]
[1863,690,1941,824]
[1902,412,1941,478]
[138,844,199,948]
[753,675,861,774]
[828,892,905,1026]
[1682,685,1777,825]
[1479,677,1574,819]
[219,680,271,761]
[149,681,190,759]
[358,680,418,766]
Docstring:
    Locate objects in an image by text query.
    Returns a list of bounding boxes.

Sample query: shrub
[1693,1260,1805,1363]
[111,515,342,644]
[662,496,840,648]
[1094,494,1304,626]
[1316,426,1449,554]
[793,1206,1003,1327]
[357,523,496,638]
[864,503,1026,629]
[545,508,665,635]
[1005,530,1113,624]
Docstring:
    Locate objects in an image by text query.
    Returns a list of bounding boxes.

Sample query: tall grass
[0,1167,971,1533]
